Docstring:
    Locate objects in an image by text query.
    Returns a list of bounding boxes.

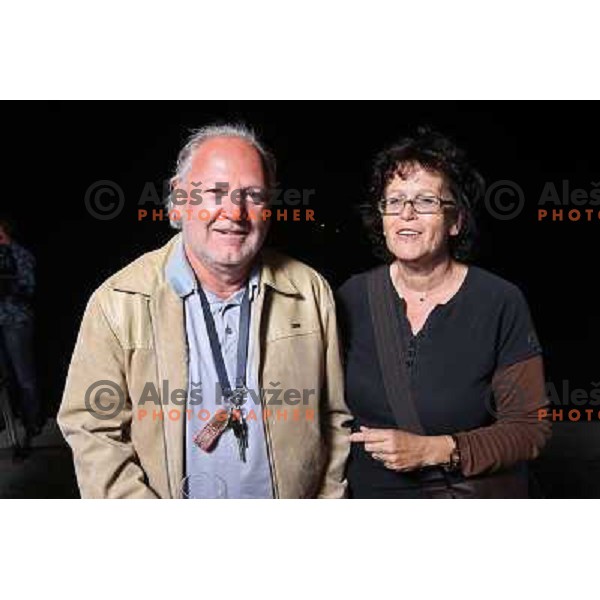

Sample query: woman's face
[381,165,460,265]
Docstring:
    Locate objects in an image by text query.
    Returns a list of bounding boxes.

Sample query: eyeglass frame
[377,194,456,215]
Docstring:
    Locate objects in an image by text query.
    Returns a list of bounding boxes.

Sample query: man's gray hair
[166,123,277,230]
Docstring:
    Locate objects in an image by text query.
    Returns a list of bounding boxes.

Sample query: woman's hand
[349,426,455,472]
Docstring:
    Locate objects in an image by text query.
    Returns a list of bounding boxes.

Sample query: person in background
[337,128,551,498]
[0,217,42,449]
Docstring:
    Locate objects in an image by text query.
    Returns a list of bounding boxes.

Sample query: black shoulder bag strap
[366,265,424,434]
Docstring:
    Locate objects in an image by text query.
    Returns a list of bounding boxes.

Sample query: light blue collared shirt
[166,240,273,499]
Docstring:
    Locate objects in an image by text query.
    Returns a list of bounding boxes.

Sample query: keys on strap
[230,408,248,462]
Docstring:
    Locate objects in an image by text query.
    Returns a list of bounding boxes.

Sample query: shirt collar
[165,237,261,302]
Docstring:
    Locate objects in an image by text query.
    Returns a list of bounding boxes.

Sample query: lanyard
[197,282,251,406]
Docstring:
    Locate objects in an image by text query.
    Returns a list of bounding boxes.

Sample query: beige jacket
[58,234,350,498]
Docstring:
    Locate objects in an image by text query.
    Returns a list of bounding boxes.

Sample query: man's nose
[219,186,249,219]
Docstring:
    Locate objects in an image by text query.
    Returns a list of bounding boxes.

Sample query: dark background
[4,101,599,497]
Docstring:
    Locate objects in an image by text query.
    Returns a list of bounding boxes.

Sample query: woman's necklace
[393,262,455,304]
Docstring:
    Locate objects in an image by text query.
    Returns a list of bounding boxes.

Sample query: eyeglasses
[377,195,456,215]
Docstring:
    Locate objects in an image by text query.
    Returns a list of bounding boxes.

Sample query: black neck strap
[197,283,251,403]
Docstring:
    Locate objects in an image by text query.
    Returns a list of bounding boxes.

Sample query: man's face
[178,137,270,273]
[382,166,460,264]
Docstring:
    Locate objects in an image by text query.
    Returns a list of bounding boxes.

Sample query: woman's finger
[359,427,392,442]
[364,441,390,453]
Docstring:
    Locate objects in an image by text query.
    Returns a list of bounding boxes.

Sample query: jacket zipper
[254,288,280,498]
[261,401,280,498]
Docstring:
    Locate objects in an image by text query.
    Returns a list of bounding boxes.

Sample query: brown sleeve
[454,355,552,477]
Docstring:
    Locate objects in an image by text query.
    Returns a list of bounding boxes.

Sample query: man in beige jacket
[58,124,350,498]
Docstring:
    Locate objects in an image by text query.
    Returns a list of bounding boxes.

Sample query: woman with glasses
[336,128,551,498]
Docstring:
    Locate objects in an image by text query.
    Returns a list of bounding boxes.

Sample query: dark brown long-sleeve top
[337,265,552,497]
[455,354,550,476]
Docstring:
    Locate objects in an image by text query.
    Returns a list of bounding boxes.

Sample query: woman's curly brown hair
[363,126,485,262]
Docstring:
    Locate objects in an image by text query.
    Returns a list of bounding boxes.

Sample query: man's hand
[349,426,455,472]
